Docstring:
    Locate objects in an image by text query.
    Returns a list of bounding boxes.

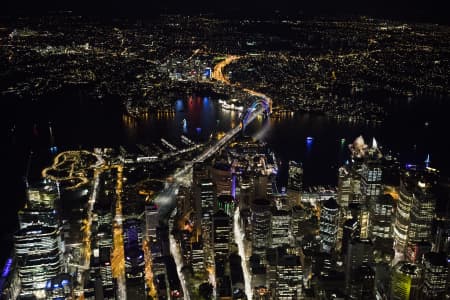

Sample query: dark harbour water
[2,88,449,264]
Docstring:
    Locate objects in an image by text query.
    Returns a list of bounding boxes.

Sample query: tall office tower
[433,220,450,252]
[14,225,63,296]
[145,204,159,241]
[180,230,193,265]
[191,240,205,274]
[195,179,216,214]
[271,208,291,248]
[421,252,448,299]
[193,162,209,186]
[99,247,115,299]
[390,262,422,300]
[237,175,254,210]
[26,179,60,209]
[292,205,307,243]
[201,211,214,267]
[319,198,339,253]
[288,161,303,191]
[18,208,59,229]
[344,238,374,295]
[251,198,272,255]
[369,194,393,240]
[217,194,234,217]
[267,247,302,299]
[254,175,269,200]
[394,171,436,254]
[408,179,435,245]
[213,210,231,258]
[341,218,359,255]
[211,162,232,196]
[394,175,415,253]
[361,154,383,206]
[337,166,352,209]
[359,207,370,239]
[250,255,269,299]
[347,264,375,300]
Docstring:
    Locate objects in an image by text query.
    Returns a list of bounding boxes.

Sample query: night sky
[2,0,449,24]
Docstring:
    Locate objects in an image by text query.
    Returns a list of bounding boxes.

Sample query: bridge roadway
[172,106,265,181]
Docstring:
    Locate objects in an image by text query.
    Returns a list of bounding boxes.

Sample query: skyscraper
[211,162,232,196]
[344,238,374,296]
[421,252,448,299]
[26,179,60,209]
[14,225,64,295]
[320,198,339,253]
[251,198,272,255]
[390,262,422,300]
[212,210,231,258]
[369,194,394,240]
[394,171,436,254]
[408,180,435,244]
[271,208,291,248]
[394,176,415,253]
[288,161,303,191]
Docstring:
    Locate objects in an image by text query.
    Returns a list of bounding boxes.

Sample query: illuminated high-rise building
[267,247,302,299]
[292,205,307,244]
[288,161,303,191]
[211,162,232,196]
[191,240,205,274]
[319,198,339,253]
[213,210,231,258]
[394,176,414,253]
[271,209,291,247]
[369,193,394,240]
[408,180,435,245]
[361,157,383,204]
[342,218,359,255]
[199,179,215,212]
[26,179,60,209]
[217,194,234,217]
[390,262,422,300]
[421,252,448,299]
[394,171,436,254]
[251,198,272,255]
[14,225,64,295]
[18,208,59,229]
[337,166,352,209]
[237,175,253,210]
[144,204,158,240]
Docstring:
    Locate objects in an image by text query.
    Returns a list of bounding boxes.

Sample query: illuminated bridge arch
[242,97,272,129]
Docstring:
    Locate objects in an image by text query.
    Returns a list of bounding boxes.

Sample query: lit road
[233,207,252,299]
[212,55,241,85]
[75,168,101,297]
[111,165,127,300]
[169,233,191,300]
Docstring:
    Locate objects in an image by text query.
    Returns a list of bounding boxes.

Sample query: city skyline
[1,9,449,300]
